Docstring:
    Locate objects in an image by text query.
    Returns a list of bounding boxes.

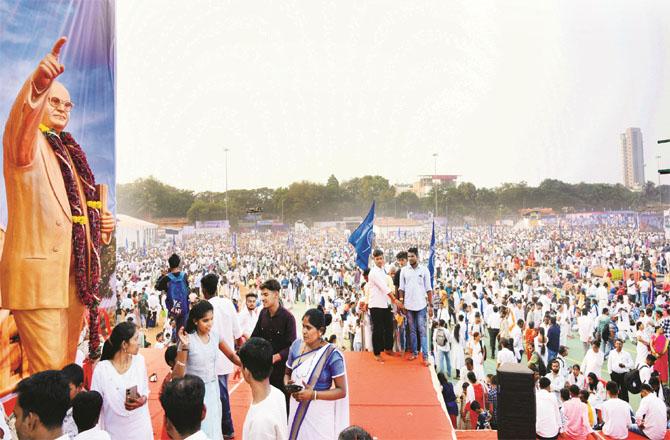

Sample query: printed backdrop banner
[0,0,115,396]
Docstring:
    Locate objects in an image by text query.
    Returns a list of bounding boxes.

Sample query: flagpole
[433,153,438,217]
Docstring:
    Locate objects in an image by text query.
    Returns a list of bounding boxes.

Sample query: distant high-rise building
[621,127,645,189]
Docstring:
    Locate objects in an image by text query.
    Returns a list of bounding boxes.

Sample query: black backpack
[624,368,644,394]
[601,323,610,342]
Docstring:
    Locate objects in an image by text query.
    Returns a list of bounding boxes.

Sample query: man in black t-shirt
[155,254,190,293]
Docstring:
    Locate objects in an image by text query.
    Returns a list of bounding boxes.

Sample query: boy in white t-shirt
[240,337,289,440]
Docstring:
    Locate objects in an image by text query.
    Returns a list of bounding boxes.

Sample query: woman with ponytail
[284,307,349,439]
[172,300,242,440]
[91,321,153,439]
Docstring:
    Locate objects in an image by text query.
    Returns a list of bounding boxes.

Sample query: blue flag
[348,201,375,270]
[232,232,237,252]
[428,221,436,289]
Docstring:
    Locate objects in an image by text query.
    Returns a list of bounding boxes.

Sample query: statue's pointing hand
[34,36,67,92]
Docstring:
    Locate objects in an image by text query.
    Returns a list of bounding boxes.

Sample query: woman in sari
[651,325,669,384]
[524,321,537,362]
[285,308,349,440]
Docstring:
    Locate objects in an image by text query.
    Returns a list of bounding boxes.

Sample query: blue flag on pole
[428,221,436,289]
[348,201,375,270]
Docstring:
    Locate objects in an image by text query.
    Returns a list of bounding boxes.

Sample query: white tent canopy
[116,214,158,249]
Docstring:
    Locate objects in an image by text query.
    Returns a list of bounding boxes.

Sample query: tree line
[116,176,670,226]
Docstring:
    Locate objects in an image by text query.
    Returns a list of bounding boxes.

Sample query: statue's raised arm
[34,37,67,92]
[3,36,67,167]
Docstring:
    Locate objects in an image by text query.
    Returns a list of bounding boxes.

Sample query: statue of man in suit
[1,37,115,373]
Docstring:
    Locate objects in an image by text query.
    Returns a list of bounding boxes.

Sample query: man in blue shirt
[547,316,561,362]
[399,247,433,366]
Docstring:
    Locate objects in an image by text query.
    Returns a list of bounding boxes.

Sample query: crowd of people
[106,225,670,440]
[5,223,670,439]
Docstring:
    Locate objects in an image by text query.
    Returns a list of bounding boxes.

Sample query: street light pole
[433,153,438,217]
[657,155,662,207]
[224,148,229,222]
[658,140,670,208]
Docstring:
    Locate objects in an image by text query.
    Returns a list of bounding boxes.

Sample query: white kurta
[91,354,153,440]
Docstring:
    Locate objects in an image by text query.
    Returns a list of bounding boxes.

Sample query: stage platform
[143,348,454,439]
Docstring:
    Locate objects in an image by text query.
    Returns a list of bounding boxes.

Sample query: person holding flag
[399,246,434,367]
[348,202,375,270]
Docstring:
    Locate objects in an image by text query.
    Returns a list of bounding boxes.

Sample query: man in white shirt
[510,319,524,362]
[556,346,570,380]
[240,338,288,440]
[601,381,633,440]
[367,249,403,362]
[120,293,133,314]
[536,377,562,439]
[13,370,72,440]
[161,375,211,440]
[399,247,433,366]
[496,338,516,369]
[581,340,604,378]
[597,282,609,309]
[545,359,566,402]
[630,384,668,440]
[577,309,594,353]
[469,312,485,342]
[638,354,657,386]
[639,276,651,307]
[607,338,633,402]
[202,273,244,439]
[486,305,501,357]
[238,291,260,338]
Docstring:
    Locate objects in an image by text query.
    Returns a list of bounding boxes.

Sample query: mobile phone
[125,385,139,403]
[284,383,303,394]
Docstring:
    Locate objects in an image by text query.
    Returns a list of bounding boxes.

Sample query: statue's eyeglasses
[48,96,74,112]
